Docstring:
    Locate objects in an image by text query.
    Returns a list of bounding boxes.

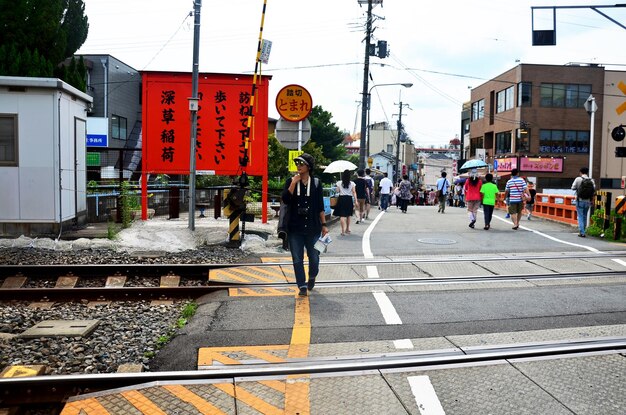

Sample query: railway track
[1,336,625,408]
[1,251,626,301]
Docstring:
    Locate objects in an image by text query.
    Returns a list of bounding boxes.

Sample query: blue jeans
[380,194,390,210]
[576,200,591,235]
[288,232,320,289]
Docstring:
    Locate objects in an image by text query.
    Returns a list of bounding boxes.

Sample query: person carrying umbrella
[463,169,483,228]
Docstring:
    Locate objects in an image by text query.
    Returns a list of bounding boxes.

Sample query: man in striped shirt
[505,168,527,230]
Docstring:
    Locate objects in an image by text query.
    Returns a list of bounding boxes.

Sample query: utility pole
[395,101,410,183]
[395,103,403,183]
[188,0,202,231]
[358,0,373,169]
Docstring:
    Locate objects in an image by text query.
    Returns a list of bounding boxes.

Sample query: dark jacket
[281,176,324,236]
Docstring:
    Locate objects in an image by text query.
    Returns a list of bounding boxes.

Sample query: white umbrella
[323,160,358,174]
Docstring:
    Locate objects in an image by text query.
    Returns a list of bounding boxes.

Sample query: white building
[0,77,93,236]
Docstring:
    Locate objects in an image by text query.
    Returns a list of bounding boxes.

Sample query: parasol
[323,160,358,174]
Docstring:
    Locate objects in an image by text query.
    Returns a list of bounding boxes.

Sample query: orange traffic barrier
[495,192,578,225]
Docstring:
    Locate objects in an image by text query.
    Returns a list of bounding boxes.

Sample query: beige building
[368,121,416,179]
[600,70,626,190]
[468,63,626,191]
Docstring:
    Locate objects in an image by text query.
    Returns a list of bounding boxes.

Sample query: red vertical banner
[142,72,269,176]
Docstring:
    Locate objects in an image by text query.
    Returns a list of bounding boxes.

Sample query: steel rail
[1,250,626,279]
[1,337,625,406]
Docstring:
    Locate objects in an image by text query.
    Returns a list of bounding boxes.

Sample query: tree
[0,0,89,90]
[268,134,289,180]
[308,105,348,162]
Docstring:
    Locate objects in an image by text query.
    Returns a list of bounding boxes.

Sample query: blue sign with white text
[87,134,108,147]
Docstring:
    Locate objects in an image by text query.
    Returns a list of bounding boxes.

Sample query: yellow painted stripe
[260,257,290,263]
[285,375,311,415]
[61,398,110,415]
[259,379,286,393]
[211,269,250,283]
[163,384,227,415]
[248,266,288,280]
[228,267,280,282]
[618,80,626,95]
[202,345,287,352]
[198,350,242,366]
[284,294,312,414]
[121,390,167,415]
[215,383,283,415]
[617,101,626,116]
[247,349,287,363]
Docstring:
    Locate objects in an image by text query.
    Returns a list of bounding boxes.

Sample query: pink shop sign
[520,157,563,173]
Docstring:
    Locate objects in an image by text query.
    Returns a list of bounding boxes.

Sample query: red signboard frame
[141,71,270,222]
[142,71,269,176]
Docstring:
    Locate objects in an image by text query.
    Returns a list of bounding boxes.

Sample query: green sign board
[86,152,101,167]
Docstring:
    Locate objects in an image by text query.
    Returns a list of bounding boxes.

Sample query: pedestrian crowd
[281,153,595,295]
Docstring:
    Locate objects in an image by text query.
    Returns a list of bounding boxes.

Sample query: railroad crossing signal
[617,81,626,115]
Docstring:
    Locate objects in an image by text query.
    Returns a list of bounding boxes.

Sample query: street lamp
[364,83,413,168]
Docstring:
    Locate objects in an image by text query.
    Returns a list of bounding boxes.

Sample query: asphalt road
[152,207,626,371]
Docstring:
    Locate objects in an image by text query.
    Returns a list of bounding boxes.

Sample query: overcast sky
[77,0,626,148]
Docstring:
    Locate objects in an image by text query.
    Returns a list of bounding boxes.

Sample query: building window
[517,82,532,107]
[539,83,592,108]
[516,128,530,152]
[386,144,393,153]
[111,115,127,140]
[471,99,484,121]
[496,86,514,113]
[495,131,512,154]
[539,129,589,154]
[0,115,18,166]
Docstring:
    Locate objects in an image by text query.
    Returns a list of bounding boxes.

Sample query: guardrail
[495,191,614,227]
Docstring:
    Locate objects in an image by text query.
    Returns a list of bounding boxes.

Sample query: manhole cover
[417,238,457,245]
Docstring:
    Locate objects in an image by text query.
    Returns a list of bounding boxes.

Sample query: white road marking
[362,210,385,258]
[408,375,446,415]
[366,265,380,279]
[373,291,402,325]
[490,213,602,253]
[363,210,385,278]
[393,339,414,349]
[612,258,626,267]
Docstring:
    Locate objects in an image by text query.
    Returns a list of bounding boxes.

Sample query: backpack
[278,177,320,237]
[577,177,595,200]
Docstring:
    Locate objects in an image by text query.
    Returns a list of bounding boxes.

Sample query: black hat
[294,153,315,170]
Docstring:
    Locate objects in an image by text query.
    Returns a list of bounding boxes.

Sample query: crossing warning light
[612,125,625,142]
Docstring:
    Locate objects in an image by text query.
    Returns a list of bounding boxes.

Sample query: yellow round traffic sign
[276,84,313,122]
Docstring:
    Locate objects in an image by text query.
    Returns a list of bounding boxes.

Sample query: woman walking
[281,153,327,296]
[480,173,499,230]
[333,169,358,236]
[463,169,483,228]
[398,175,412,213]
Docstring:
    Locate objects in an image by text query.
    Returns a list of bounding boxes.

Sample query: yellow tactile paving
[288,296,311,358]
[120,390,168,415]
[198,345,289,366]
[259,380,287,393]
[61,398,110,415]
[210,266,289,283]
[162,384,228,415]
[215,383,284,415]
[285,374,311,415]
[248,266,289,279]
[228,287,297,297]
